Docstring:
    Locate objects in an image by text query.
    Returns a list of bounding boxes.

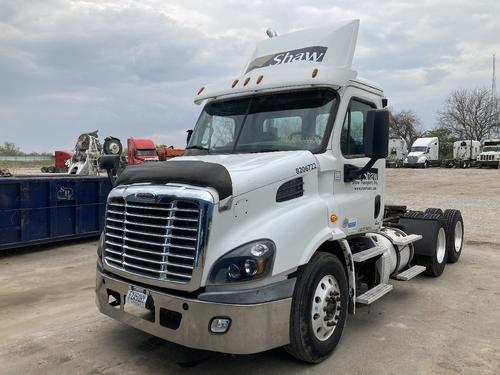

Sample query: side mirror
[99,155,121,185]
[186,129,194,145]
[364,109,389,159]
[344,109,389,183]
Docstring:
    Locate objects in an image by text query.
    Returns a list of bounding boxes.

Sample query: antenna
[266,28,278,38]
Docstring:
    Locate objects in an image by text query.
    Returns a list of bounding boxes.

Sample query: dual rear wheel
[414,208,464,276]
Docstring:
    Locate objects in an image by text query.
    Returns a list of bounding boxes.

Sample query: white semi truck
[478,139,500,168]
[453,140,481,168]
[96,21,465,363]
[386,137,408,167]
[403,137,440,168]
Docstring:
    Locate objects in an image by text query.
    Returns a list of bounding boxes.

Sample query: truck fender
[303,238,356,314]
[338,240,356,314]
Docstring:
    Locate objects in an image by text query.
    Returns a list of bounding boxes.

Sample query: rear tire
[415,225,447,277]
[425,208,443,216]
[441,209,464,263]
[285,252,348,364]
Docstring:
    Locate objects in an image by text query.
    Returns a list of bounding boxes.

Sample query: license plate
[126,288,148,309]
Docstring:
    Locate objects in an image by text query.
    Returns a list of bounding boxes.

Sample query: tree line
[0,142,52,156]
[390,87,499,159]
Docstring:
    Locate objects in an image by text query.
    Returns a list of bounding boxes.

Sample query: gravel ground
[0,168,499,375]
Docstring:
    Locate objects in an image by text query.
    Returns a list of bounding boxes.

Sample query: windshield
[483,145,500,152]
[136,150,157,156]
[411,146,427,152]
[185,89,337,155]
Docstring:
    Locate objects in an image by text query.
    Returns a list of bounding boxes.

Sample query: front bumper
[96,268,292,355]
[478,160,500,167]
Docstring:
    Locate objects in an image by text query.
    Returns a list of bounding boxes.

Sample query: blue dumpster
[0,176,112,250]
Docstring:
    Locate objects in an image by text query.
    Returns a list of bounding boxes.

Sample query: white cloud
[0,0,499,152]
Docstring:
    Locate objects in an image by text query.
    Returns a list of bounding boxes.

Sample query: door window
[341,99,375,157]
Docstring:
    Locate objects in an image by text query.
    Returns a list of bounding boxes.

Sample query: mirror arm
[344,158,378,183]
[106,168,117,186]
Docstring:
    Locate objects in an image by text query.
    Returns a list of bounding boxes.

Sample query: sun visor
[243,20,359,74]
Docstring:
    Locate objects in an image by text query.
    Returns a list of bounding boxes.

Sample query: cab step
[395,265,426,281]
[356,283,393,305]
[390,234,422,246]
[352,245,385,262]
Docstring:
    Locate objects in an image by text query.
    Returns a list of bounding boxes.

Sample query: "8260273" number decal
[296,163,317,175]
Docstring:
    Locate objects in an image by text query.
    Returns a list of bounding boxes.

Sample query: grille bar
[103,196,201,283]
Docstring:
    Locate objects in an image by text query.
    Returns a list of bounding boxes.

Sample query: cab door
[333,94,385,235]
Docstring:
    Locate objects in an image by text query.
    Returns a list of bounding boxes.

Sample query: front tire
[285,252,348,363]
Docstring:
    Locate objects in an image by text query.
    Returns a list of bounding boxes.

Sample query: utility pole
[492,54,499,138]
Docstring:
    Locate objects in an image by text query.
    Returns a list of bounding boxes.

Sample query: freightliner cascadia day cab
[96,21,465,363]
[403,137,439,168]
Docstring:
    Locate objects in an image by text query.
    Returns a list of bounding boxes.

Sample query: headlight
[418,157,426,163]
[208,240,275,285]
[404,157,408,163]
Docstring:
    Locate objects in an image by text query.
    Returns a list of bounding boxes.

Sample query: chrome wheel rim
[436,227,446,263]
[311,274,341,341]
[454,221,463,253]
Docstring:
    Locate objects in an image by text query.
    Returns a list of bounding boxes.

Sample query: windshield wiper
[250,148,284,153]
[185,145,210,152]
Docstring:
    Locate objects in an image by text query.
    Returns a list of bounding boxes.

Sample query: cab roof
[194,20,382,104]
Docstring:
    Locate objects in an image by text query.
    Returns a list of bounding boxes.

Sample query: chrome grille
[104,196,201,283]
[480,154,494,161]
[407,155,418,163]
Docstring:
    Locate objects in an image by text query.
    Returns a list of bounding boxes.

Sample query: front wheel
[285,252,348,363]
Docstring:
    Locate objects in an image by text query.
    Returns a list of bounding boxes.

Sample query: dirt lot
[1,168,499,375]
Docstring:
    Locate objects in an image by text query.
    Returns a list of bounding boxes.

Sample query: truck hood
[407,151,425,157]
[480,151,500,155]
[177,151,317,198]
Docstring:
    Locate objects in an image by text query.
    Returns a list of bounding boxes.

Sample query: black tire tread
[285,252,348,364]
[441,209,464,263]
[425,208,443,216]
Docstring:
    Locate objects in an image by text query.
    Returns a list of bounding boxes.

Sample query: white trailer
[478,139,500,168]
[404,137,439,168]
[386,137,408,167]
[452,140,480,168]
[96,21,465,363]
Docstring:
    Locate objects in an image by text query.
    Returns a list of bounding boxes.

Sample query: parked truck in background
[156,145,185,161]
[404,137,439,168]
[478,139,500,168]
[127,138,159,165]
[386,137,408,168]
[96,21,465,363]
[41,150,73,173]
[452,140,481,168]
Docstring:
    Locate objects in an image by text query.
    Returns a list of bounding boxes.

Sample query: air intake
[276,177,304,202]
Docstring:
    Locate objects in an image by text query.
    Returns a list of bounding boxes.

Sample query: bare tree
[389,109,423,147]
[437,88,499,140]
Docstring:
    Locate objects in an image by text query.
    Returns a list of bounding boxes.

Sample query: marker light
[244,77,251,86]
[210,318,231,334]
[197,87,205,95]
[330,214,338,222]
[256,75,264,84]
[232,79,239,88]
[312,68,319,78]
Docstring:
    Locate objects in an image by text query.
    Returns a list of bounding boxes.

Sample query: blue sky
[1,0,499,152]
